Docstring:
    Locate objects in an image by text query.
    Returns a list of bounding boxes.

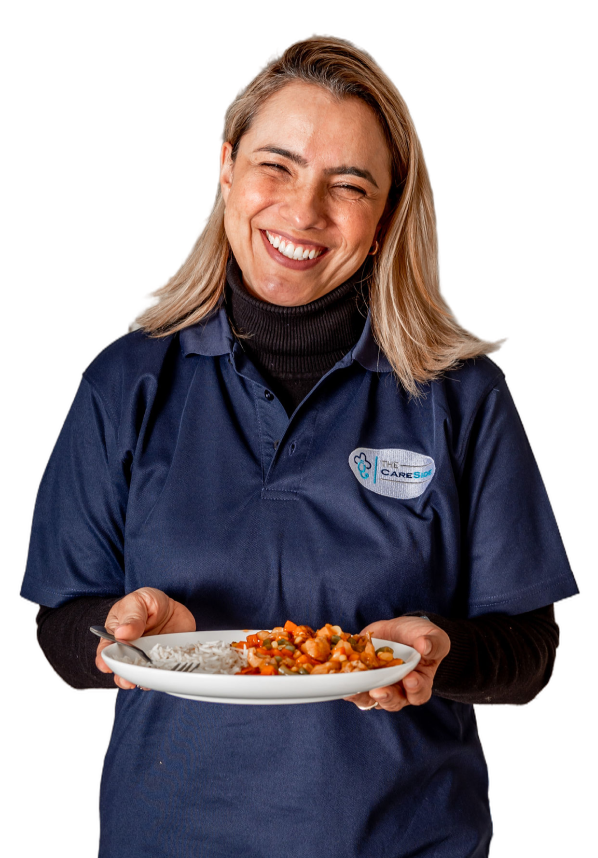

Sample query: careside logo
[348,447,435,500]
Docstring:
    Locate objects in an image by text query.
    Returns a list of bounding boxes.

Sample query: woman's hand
[344,616,450,713]
[95,587,196,690]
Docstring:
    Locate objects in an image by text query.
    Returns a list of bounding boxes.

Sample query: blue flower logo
[354,451,371,480]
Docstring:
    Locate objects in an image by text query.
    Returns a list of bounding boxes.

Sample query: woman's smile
[220,81,392,305]
[260,228,328,270]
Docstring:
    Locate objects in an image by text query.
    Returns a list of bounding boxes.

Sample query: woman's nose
[278,184,327,231]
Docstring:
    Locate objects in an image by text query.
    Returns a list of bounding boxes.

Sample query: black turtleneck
[225,257,368,414]
[35,261,559,702]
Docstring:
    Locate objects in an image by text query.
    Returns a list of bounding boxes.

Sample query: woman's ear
[220,142,234,204]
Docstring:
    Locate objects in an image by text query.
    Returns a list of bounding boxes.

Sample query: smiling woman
[137,37,496,395]
[22,35,577,858]
[219,82,392,305]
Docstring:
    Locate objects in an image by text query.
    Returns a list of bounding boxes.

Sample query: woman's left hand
[344,616,450,712]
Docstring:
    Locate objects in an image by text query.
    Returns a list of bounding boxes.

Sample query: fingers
[95,638,114,673]
[344,691,380,709]
[345,676,430,711]
[401,670,433,706]
[345,683,410,713]
[361,616,450,669]
[114,673,137,690]
[345,669,434,712]
[96,641,151,690]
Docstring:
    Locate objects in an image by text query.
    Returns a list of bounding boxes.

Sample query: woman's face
[220,82,392,306]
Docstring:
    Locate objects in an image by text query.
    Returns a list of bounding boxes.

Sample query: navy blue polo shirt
[22,307,577,857]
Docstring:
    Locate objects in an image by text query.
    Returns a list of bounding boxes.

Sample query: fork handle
[89,626,152,663]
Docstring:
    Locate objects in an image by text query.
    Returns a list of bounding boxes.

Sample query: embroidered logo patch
[348,447,435,500]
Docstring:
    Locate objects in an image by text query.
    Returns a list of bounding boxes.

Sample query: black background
[21,26,580,858]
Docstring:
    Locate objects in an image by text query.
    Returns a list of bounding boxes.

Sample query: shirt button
[264,390,274,401]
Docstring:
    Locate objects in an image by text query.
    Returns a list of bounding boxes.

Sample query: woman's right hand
[95,587,196,689]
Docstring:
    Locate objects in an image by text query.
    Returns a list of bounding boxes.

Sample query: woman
[22,37,577,857]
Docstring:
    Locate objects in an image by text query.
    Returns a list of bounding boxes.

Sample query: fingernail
[423,639,432,655]
[404,677,418,689]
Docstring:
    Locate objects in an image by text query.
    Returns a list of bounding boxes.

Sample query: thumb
[112,618,147,640]
[415,636,433,656]
[414,631,450,663]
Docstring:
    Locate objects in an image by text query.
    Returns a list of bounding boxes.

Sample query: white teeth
[265,230,324,261]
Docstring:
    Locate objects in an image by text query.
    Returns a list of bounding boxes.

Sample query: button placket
[254,386,289,480]
[262,407,319,498]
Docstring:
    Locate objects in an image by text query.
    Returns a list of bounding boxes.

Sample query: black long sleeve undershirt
[34,259,561,703]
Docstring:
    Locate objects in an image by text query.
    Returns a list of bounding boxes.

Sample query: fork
[90,626,200,671]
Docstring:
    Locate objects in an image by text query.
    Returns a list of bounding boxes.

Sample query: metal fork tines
[171,662,200,673]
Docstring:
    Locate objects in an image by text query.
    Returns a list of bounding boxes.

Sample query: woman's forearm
[37,597,121,689]
[424,605,559,704]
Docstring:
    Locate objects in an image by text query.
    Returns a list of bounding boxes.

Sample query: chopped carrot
[284,620,298,632]
[246,634,260,648]
[259,664,278,675]
[296,653,319,665]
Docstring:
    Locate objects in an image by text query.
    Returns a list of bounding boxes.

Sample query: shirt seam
[456,368,505,467]
[470,572,577,608]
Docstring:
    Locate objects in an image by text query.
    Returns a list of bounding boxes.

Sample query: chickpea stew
[232,620,404,676]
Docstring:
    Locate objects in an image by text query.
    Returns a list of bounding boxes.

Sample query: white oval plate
[102,629,421,705]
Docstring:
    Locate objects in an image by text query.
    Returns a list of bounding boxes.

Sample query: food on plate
[231,620,404,676]
[114,622,404,677]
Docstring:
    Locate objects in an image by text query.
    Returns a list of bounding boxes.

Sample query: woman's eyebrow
[254,146,379,188]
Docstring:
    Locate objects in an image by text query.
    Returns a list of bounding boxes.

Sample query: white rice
[118,640,248,674]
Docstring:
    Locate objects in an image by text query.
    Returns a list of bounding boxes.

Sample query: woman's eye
[261,162,288,173]
[334,184,367,199]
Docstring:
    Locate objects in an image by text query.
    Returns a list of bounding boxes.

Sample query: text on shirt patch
[348,447,435,500]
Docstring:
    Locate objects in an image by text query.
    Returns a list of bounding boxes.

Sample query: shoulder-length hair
[136,36,498,394]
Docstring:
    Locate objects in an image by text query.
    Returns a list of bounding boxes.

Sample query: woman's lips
[259,229,328,270]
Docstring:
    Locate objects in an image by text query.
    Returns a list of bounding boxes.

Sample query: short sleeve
[20,377,128,607]
[460,376,578,616]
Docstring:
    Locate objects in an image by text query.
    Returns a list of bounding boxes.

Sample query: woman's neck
[225,256,368,414]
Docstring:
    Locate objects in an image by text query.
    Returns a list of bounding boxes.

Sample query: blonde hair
[136,36,499,394]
